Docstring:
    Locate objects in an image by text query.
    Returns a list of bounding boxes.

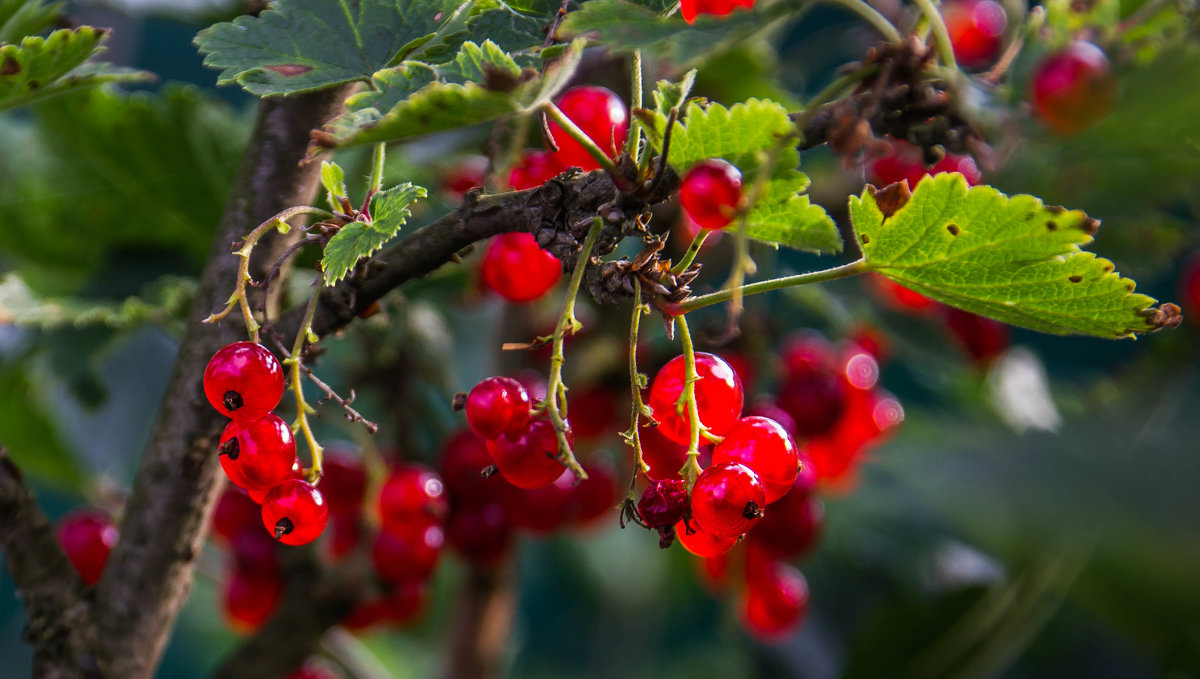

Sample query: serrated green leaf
[438,39,522,83]
[851,173,1168,338]
[322,183,427,285]
[193,0,462,97]
[462,0,557,52]
[320,161,348,207]
[657,98,797,174]
[0,0,61,45]
[743,172,840,254]
[639,69,696,149]
[0,27,152,112]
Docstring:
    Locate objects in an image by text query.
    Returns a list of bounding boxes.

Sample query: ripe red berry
[690,462,766,538]
[371,524,444,583]
[440,155,488,200]
[485,418,570,489]
[680,0,756,24]
[739,562,809,640]
[944,0,1006,69]
[446,502,513,566]
[639,424,689,481]
[203,341,285,422]
[571,461,618,528]
[675,519,738,557]
[745,399,797,439]
[480,233,562,302]
[1031,41,1116,135]
[465,376,533,440]
[219,414,298,491]
[378,463,449,533]
[261,480,328,546]
[212,487,261,544]
[318,452,366,516]
[248,457,302,503]
[56,509,118,586]
[712,416,800,503]
[680,159,744,231]
[867,273,938,313]
[231,528,282,575]
[508,469,576,534]
[222,568,283,632]
[326,512,362,560]
[638,479,689,529]
[942,307,1010,365]
[648,352,744,445]
[440,429,513,504]
[1181,254,1200,323]
[509,150,566,190]
[547,86,628,171]
[778,362,846,439]
[869,141,981,189]
[749,495,823,560]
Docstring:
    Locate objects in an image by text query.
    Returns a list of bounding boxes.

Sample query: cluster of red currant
[203,341,328,545]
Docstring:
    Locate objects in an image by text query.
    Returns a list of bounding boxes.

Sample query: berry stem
[667,259,869,315]
[203,205,337,341]
[625,49,644,164]
[671,229,710,275]
[620,277,654,498]
[821,0,902,43]
[675,313,705,485]
[543,218,604,482]
[541,101,624,180]
[367,142,387,197]
[912,0,959,70]
[285,280,326,483]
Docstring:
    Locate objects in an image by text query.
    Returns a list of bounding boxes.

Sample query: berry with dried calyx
[203,341,285,422]
[218,414,298,492]
[261,479,328,546]
[465,376,532,440]
[690,462,766,538]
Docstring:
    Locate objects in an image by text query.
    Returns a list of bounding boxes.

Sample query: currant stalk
[620,278,654,495]
[626,49,644,164]
[913,0,960,70]
[672,229,711,276]
[286,281,325,483]
[675,313,708,484]
[668,259,869,314]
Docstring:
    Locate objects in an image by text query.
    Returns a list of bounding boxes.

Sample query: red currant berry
[572,461,618,528]
[465,376,532,440]
[869,141,980,188]
[446,502,513,567]
[648,352,744,445]
[696,553,730,591]
[547,86,628,171]
[739,562,809,640]
[377,581,428,626]
[680,159,744,231]
[485,418,570,489]
[222,568,283,632]
[203,341,285,422]
[867,273,938,313]
[212,487,261,545]
[778,364,846,439]
[480,233,562,303]
[326,512,362,561]
[637,479,689,529]
[639,424,689,481]
[508,468,576,534]
[690,462,765,538]
[371,524,443,583]
[319,452,366,516]
[440,429,513,504]
[56,509,118,586]
[440,155,488,200]
[944,0,1006,69]
[1031,41,1116,135]
[219,414,298,491]
[378,463,449,533]
[261,480,328,546]
[749,495,823,560]
[248,457,302,503]
[943,307,1010,365]
[674,519,738,557]
[745,398,797,439]
[231,528,282,575]
[680,0,756,24]
[712,416,800,503]
[508,150,566,190]
[1181,254,1200,324]
[567,386,619,441]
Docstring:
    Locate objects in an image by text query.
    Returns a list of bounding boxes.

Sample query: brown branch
[443,565,519,679]
[0,447,94,678]
[89,85,355,679]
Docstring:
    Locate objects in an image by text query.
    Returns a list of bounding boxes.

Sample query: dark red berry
[867,273,938,313]
[639,424,689,481]
[485,418,570,489]
[261,480,328,546]
[778,364,846,439]
[1181,254,1200,324]
[571,461,618,528]
[446,502,513,566]
[481,233,562,302]
[377,581,428,625]
[739,562,809,640]
[318,452,366,516]
[326,512,362,561]
[869,140,981,189]
[212,487,261,545]
[378,463,449,533]
[944,0,1006,69]
[203,341,285,422]
[637,479,689,528]
[440,155,488,200]
[745,398,797,439]
[567,386,619,441]
[219,414,298,492]
[675,519,738,557]
[440,429,513,504]
[942,307,1010,365]
[547,86,628,171]
[690,462,766,538]
[371,524,443,583]
[1031,41,1115,134]
[712,416,800,503]
[509,150,566,190]
[648,352,744,445]
[248,457,302,503]
[508,469,576,534]
[680,159,744,231]
[222,569,283,632]
[231,528,282,575]
[680,0,756,24]
[465,376,532,440]
[749,495,823,560]
[56,509,118,586]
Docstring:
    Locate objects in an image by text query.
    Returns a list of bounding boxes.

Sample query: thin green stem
[543,218,604,481]
[542,102,624,179]
[671,229,710,275]
[625,50,644,163]
[669,259,869,314]
[368,143,386,195]
[286,282,326,483]
[675,314,705,485]
[912,0,958,69]
[821,0,902,42]
[621,279,653,496]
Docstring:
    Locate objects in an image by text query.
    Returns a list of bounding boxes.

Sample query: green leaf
[657,97,796,174]
[320,161,348,206]
[437,38,522,83]
[0,365,84,490]
[462,0,557,53]
[850,173,1172,338]
[637,69,696,149]
[193,0,462,96]
[0,27,152,112]
[743,171,840,254]
[0,0,61,45]
[322,183,427,285]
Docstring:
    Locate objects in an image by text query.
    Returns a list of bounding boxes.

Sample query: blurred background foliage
[1,0,1199,677]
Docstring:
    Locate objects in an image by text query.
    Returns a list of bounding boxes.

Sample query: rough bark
[444,565,519,679]
[90,86,353,679]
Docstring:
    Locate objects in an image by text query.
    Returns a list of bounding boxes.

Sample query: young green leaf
[322,183,427,285]
[851,173,1178,338]
[320,161,348,208]
[0,28,152,112]
[637,70,697,149]
[0,0,61,45]
[657,98,797,174]
[743,172,840,254]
